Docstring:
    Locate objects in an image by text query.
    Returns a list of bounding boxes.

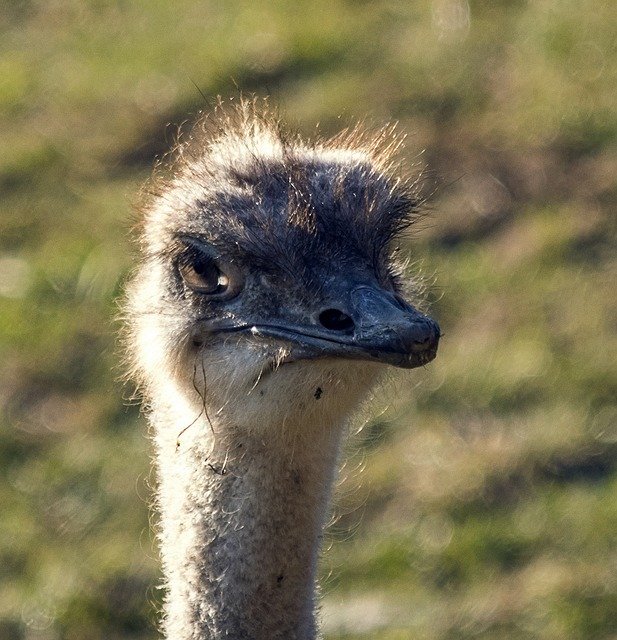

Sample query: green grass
[1,1,616,638]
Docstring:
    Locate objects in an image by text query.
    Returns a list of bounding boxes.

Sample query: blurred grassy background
[1,1,616,638]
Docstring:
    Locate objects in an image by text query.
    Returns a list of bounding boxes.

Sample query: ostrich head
[127,102,439,433]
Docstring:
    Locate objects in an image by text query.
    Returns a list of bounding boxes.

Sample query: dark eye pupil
[193,256,215,278]
[193,258,219,289]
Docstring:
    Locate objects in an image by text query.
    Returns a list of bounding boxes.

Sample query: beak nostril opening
[319,308,355,333]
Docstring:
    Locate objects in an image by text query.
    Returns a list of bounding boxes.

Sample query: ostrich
[124,100,439,640]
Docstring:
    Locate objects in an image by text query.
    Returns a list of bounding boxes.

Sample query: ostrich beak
[347,284,440,368]
[252,285,439,369]
[196,285,440,370]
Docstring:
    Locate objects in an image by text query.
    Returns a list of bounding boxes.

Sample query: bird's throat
[153,400,345,640]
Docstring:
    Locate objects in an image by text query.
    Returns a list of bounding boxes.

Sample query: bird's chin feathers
[177,338,383,433]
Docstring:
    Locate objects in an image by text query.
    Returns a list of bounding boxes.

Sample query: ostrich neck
[152,394,345,640]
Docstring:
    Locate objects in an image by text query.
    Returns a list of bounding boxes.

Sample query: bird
[124,98,440,640]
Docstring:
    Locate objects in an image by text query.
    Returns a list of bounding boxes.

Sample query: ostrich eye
[176,236,243,299]
[175,235,244,300]
[179,255,229,295]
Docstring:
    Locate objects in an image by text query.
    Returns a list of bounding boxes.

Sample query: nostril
[319,308,355,332]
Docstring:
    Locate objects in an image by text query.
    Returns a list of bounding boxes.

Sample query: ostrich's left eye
[177,237,242,299]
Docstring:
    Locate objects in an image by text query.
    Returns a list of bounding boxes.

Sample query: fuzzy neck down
[150,370,368,640]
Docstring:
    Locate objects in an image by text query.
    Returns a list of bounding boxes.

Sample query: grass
[0,1,616,638]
